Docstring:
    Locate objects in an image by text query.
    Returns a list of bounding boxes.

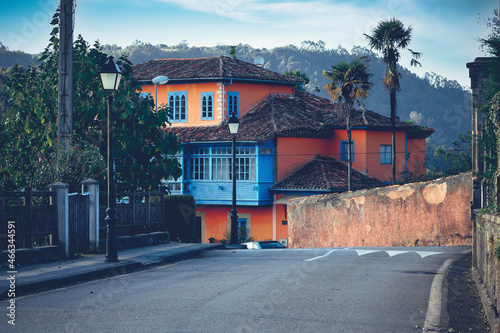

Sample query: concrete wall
[287,173,473,248]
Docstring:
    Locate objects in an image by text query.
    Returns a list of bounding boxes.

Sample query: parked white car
[240,241,286,249]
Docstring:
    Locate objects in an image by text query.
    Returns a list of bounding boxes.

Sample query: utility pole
[58,0,74,148]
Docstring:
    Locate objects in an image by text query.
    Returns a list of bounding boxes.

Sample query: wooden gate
[68,192,89,256]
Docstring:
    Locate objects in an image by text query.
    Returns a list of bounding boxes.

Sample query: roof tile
[132,56,302,84]
[169,90,433,143]
[270,155,386,192]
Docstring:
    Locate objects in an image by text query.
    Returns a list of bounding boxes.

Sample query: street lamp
[228,114,240,244]
[99,56,122,263]
[152,75,169,114]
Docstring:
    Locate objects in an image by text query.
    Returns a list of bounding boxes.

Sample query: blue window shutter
[341,140,354,162]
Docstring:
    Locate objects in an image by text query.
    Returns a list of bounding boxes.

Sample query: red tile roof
[270,155,386,192]
[169,90,433,143]
[132,56,302,85]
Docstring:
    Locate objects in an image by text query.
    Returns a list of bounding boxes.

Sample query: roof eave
[138,77,300,86]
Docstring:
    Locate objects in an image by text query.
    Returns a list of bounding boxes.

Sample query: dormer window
[227,91,239,117]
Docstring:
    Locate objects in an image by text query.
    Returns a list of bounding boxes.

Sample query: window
[237,218,248,242]
[212,147,256,181]
[212,147,232,181]
[186,145,256,181]
[340,140,355,162]
[189,148,210,180]
[164,154,183,192]
[259,147,272,155]
[167,182,182,192]
[227,91,239,116]
[235,147,256,181]
[380,145,392,164]
[168,91,187,122]
[201,92,214,120]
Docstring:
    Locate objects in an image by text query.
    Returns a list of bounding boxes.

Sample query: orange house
[132,56,433,244]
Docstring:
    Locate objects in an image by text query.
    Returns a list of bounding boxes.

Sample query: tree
[428,132,472,179]
[365,18,421,184]
[229,45,237,59]
[284,69,310,85]
[323,57,373,191]
[0,9,181,192]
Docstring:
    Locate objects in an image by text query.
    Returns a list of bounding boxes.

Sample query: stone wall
[473,213,500,330]
[287,172,472,248]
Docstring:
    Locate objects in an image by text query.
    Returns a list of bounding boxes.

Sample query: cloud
[145,0,492,85]
[155,0,265,23]
[155,0,380,25]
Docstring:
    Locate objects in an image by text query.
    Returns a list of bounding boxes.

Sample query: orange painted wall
[275,203,289,243]
[142,82,222,127]
[197,205,274,243]
[407,138,427,176]
[364,130,407,182]
[330,129,368,173]
[142,82,294,128]
[277,137,331,181]
[277,130,423,184]
[225,83,294,118]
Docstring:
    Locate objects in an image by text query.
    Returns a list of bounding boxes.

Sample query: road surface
[1,246,468,332]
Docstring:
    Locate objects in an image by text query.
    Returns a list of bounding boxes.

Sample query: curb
[423,259,454,332]
[423,249,473,332]
[152,244,225,265]
[0,261,143,300]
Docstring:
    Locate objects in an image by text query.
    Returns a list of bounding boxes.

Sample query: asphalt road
[1,246,468,333]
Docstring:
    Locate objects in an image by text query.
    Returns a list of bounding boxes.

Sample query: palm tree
[364,18,421,184]
[323,56,373,191]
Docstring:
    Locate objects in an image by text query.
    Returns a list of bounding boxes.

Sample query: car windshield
[259,241,285,249]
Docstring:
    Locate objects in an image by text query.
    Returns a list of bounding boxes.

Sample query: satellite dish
[254,56,264,67]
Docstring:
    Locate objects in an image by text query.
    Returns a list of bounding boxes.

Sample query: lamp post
[228,114,240,244]
[152,76,169,114]
[99,56,122,263]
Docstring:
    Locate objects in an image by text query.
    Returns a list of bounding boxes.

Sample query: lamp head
[99,56,122,91]
[152,76,169,85]
[228,114,240,135]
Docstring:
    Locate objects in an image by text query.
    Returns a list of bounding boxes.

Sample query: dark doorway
[192,216,202,243]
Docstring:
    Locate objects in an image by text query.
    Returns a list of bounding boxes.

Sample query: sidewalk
[0,242,223,300]
[447,250,491,332]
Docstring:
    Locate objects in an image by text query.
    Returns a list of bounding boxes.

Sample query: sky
[0,0,497,88]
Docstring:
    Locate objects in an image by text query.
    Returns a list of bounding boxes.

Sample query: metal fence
[68,192,90,256]
[0,188,167,253]
[0,188,57,250]
[99,192,165,237]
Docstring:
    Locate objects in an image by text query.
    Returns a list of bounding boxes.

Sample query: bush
[31,137,106,192]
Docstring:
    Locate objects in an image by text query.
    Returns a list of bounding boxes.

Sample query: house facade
[132,56,433,244]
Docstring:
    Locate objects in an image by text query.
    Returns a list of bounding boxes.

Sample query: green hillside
[102,40,471,148]
[0,40,471,148]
